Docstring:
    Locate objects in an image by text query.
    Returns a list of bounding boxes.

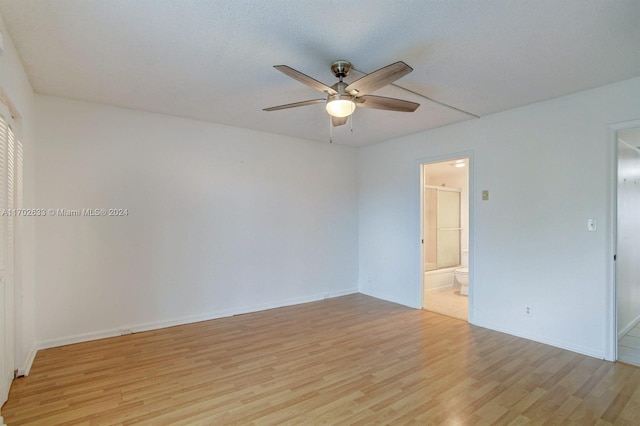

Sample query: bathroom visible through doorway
[421,157,470,321]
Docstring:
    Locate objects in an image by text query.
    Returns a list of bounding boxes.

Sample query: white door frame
[417,151,475,322]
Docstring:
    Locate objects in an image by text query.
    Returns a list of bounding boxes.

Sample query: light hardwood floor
[3,294,640,425]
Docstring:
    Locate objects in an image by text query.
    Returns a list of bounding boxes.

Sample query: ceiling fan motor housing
[331,60,352,79]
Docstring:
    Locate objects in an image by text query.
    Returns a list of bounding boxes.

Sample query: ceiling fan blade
[345,61,413,96]
[331,116,348,127]
[263,99,325,111]
[274,65,337,95]
[355,95,419,112]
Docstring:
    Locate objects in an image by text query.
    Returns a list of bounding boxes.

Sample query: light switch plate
[482,190,489,201]
[587,218,597,231]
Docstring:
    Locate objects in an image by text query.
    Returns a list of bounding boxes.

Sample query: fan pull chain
[329,116,333,143]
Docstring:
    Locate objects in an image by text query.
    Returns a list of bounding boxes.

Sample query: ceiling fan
[263,60,420,127]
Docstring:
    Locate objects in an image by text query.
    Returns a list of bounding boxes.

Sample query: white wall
[0,13,37,375]
[34,96,359,348]
[358,77,640,359]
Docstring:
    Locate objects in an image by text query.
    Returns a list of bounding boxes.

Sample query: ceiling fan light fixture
[326,95,355,118]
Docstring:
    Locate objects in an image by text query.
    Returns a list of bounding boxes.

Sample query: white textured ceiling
[1,0,638,146]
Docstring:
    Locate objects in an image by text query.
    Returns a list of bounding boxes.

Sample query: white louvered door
[0,103,18,406]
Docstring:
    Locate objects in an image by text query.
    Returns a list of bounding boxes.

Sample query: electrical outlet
[120,328,133,335]
[525,306,532,316]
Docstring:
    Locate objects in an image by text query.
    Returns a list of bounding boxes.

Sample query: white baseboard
[18,347,38,377]
[618,313,640,340]
[36,288,358,350]
[471,319,606,360]
[359,288,415,308]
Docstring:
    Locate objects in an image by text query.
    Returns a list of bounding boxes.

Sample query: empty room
[0,0,639,424]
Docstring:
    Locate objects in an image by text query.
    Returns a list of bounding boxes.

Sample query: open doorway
[616,125,640,365]
[421,157,470,321]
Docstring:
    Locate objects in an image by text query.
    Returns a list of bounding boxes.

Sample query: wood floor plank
[3,294,640,424]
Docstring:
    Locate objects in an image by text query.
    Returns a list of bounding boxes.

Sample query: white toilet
[455,249,469,296]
